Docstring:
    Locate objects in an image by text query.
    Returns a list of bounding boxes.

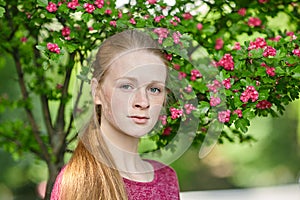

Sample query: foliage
[0,0,299,198]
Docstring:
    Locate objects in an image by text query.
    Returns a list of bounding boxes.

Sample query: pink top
[50,160,180,200]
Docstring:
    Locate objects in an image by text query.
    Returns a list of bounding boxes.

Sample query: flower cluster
[67,0,80,9]
[170,107,183,120]
[248,37,267,50]
[248,17,262,27]
[47,43,60,54]
[263,46,277,57]
[217,54,234,71]
[84,3,95,13]
[207,80,222,93]
[218,110,231,123]
[240,86,259,103]
[190,69,202,81]
[256,100,272,109]
[210,96,221,107]
[222,78,232,89]
[153,28,169,44]
[46,2,57,13]
[215,38,224,50]
[184,104,196,114]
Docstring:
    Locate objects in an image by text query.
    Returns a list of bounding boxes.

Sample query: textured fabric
[124,160,180,200]
[50,160,180,200]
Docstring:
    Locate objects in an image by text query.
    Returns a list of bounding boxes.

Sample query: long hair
[59,30,166,200]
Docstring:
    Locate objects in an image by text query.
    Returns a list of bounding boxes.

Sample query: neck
[100,125,154,182]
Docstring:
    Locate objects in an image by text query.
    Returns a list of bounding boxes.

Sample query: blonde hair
[59,30,166,200]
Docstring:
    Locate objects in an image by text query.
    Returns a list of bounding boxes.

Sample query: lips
[128,116,149,124]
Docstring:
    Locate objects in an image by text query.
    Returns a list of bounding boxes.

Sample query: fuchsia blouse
[50,160,180,200]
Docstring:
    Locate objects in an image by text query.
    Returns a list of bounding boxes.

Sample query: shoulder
[146,159,178,181]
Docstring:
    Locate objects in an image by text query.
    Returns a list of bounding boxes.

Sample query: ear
[91,78,102,105]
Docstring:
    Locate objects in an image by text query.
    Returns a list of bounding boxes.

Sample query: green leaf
[37,0,48,7]
[162,37,174,47]
[234,118,250,133]
[36,45,46,52]
[242,108,256,119]
[0,6,5,18]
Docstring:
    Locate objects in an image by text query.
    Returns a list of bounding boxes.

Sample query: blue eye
[120,84,134,90]
[149,87,161,94]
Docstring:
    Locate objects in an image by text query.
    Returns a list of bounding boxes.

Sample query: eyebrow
[115,77,165,84]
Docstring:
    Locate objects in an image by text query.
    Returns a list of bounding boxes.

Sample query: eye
[120,84,134,90]
[148,86,162,94]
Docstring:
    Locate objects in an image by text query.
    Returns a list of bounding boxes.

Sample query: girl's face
[96,50,167,138]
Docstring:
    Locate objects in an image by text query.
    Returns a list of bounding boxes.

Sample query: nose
[132,88,150,109]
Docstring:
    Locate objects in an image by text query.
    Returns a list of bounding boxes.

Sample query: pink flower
[172,31,182,44]
[173,63,180,70]
[153,28,169,44]
[240,86,259,103]
[165,53,172,61]
[218,110,231,123]
[237,8,246,16]
[256,100,272,109]
[67,0,79,9]
[95,0,104,8]
[232,109,243,118]
[178,72,187,80]
[184,104,196,114]
[258,0,269,3]
[233,42,241,50]
[105,9,112,15]
[261,63,275,76]
[182,12,193,20]
[217,54,234,71]
[286,31,297,40]
[248,37,267,50]
[207,80,221,93]
[292,49,300,57]
[210,96,221,107]
[84,3,95,13]
[266,67,275,76]
[170,107,183,119]
[215,38,224,50]
[190,69,202,81]
[159,115,167,125]
[196,23,203,30]
[185,85,193,93]
[46,2,57,13]
[163,127,172,136]
[147,0,157,4]
[263,46,276,57]
[20,37,27,43]
[154,15,164,23]
[61,27,71,37]
[109,20,117,27]
[174,16,181,23]
[118,11,123,18]
[170,20,178,26]
[269,35,282,42]
[129,18,136,25]
[248,17,262,27]
[47,43,60,54]
[222,78,232,89]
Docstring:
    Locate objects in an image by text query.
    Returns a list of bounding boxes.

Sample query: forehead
[107,50,167,83]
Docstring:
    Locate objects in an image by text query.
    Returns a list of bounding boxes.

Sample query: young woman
[50,30,180,200]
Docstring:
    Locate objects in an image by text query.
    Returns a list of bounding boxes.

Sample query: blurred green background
[0,53,299,199]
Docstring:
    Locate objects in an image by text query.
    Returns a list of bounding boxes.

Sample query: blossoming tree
[0,0,299,198]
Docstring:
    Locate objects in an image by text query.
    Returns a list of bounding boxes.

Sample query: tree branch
[13,48,51,164]
[33,44,55,140]
[52,53,75,156]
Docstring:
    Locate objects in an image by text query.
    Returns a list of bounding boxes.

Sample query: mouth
[128,116,150,124]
